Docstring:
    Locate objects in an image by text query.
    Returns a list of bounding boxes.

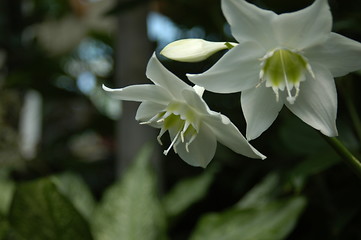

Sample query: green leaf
[92,144,167,240]
[190,196,306,240]
[289,151,340,178]
[237,172,280,209]
[52,172,96,220]
[163,167,216,218]
[287,151,340,192]
[8,178,94,240]
[0,213,10,240]
[0,172,15,215]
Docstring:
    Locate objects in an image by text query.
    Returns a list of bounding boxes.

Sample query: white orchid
[103,53,265,167]
[163,0,361,140]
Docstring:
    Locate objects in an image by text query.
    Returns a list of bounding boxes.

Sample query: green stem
[322,135,361,180]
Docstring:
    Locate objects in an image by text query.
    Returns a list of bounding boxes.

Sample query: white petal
[221,0,277,49]
[161,39,236,62]
[181,89,210,115]
[305,33,361,77]
[102,84,171,104]
[146,53,191,99]
[175,124,217,168]
[193,85,205,97]
[135,101,166,122]
[241,85,284,140]
[273,0,332,49]
[204,113,266,159]
[188,41,264,93]
[285,64,338,137]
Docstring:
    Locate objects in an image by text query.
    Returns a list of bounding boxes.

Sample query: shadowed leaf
[8,178,93,240]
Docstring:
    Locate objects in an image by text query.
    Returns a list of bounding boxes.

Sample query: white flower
[182,0,361,140]
[103,53,265,167]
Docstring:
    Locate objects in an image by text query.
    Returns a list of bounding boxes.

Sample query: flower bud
[161,39,237,62]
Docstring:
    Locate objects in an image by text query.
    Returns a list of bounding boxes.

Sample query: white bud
[160,39,237,62]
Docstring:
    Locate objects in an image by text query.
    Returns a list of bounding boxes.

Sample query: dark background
[1,0,361,239]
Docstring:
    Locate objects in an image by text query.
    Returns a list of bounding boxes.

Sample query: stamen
[140,113,163,125]
[185,143,190,152]
[284,76,297,104]
[180,131,185,143]
[272,87,280,102]
[260,48,311,104]
[259,69,264,81]
[286,96,296,104]
[294,86,300,99]
[180,121,191,143]
[306,63,316,79]
[256,70,265,88]
[174,124,185,148]
[173,145,178,154]
[157,127,167,145]
[289,82,301,104]
[163,131,181,155]
[280,50,297,104]
[162,111,172,120]
[185,133,197,152]
[285,81,295,104]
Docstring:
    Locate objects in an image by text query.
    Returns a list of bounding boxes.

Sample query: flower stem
[322,135,361,180]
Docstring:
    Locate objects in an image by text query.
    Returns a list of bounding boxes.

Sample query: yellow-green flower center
[259,48,314,104]
[140,102,199,155]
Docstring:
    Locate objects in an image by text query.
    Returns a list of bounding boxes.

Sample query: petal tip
[250,145,267,160]
[187,73,203,84]
[102,84,123,93]
[102,84,112,91]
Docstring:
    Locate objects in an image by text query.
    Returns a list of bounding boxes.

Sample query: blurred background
[0,0,361,239]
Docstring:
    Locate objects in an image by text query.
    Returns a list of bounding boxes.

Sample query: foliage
[0,145,313,240]
[1,0,361,239]
[190,171,306,240]
[8,178,93,240]
[92,145,167,240]
[190,197,306,240]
